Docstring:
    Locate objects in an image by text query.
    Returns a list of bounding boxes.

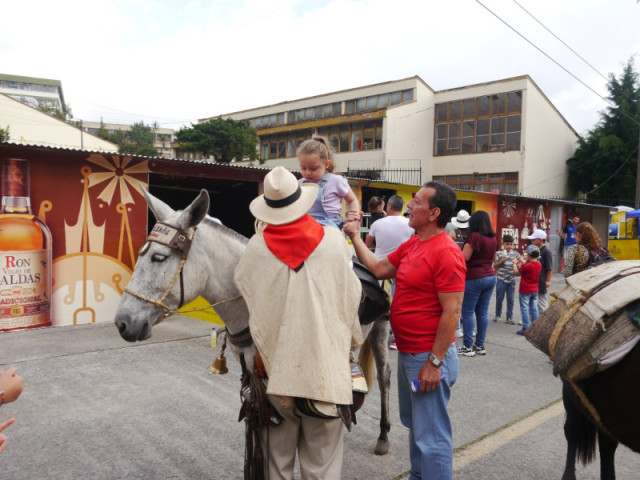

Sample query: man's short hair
[423,181,457,228]
[387,195,404,212]
[502,234,514,243]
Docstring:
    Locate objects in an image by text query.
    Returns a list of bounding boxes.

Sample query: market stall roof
[626,209,640,218]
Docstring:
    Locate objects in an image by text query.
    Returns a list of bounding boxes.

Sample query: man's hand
[342,215,362,239]
[0,368,24,404]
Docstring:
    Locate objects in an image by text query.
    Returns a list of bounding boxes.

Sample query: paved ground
[1,272,639,479]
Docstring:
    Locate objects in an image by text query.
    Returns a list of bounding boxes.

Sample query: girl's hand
[346,209,361,222]
[0,418,15,454]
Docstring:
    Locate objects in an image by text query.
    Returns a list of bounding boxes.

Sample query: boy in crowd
[513,244,542,336]
[493,234,520,325]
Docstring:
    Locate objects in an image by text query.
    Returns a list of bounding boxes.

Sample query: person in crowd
[234,166,363,479]
[493,234,520,325]
[0,367,25,454]
[447,209,470,337]
[513,245,542,335]
[527,229,553,312]
[365,195,414,261]
[556,215,580,258]
[343,181,465,480]
[365,194,414,350]
[448,209,470,249]
[367,196,386,225]
[458,211,497,357]
[563,221,601,278]
[298,135,360,229]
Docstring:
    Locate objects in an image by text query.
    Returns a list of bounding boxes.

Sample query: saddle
[526,260,640,381]
[352,256,390,325]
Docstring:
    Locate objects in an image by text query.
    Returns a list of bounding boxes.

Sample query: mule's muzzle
[115,313,151,342]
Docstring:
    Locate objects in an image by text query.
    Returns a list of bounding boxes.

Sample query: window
[257,120,383,159]
[434,90,522,156]
[433,172,519,193]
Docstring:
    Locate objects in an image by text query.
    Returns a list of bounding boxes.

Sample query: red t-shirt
[519,261,542,293]
[465,232,498,280]
[387,232,467,353]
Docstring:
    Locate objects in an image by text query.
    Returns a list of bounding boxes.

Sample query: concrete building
[0,93,117,151]
[80,121,176,158]
[213,75,579,197]
[0,73,65,113]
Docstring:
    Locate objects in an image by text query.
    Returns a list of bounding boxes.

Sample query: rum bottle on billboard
[0,158,52,331]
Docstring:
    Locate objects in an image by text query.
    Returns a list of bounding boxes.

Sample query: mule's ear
[177,189,210,229]
[143,189,174,222]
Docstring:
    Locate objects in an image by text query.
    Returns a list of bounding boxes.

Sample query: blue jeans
[461,275,496,348]
[398,344,459,480]
[519,292,539,328]
[495,279,515,320]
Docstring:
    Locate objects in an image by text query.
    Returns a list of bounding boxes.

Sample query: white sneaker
[455,328,463,338]
[518,320,523,325]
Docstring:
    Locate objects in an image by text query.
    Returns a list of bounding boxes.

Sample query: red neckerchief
[263,215,324,270]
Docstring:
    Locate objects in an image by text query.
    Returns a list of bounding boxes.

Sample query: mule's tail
[358,337,375,390]
[563,382,597,466]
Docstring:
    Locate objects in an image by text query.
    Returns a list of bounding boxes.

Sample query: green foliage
[566,58,640,201]
[175,117,260,163]
[0,125,9,142]
[95,119,159,156]
[38,102,73,122]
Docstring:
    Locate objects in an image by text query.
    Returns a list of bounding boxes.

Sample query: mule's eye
[151,254,167,263]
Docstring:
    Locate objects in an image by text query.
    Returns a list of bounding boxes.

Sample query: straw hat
[249,166,318,225]
[451,209,470,228]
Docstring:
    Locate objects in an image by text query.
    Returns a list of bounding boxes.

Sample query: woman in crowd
[458,211,497,357]
[563,221,601,278]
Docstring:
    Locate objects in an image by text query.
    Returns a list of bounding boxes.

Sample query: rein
[124,221,243,319]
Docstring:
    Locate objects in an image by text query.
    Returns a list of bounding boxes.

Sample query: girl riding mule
[114,189,392,456]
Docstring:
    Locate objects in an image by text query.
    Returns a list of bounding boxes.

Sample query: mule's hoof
[374,440,389,456]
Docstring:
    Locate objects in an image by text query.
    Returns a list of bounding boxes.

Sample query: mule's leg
[369,318,391,455]
[598,432,618,480]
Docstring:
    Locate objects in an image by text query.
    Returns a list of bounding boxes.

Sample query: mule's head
[115,189,209,342]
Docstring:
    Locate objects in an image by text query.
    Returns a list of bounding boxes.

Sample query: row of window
[345,89,414,114]
[247,88,414,130]
[434,91,523,156]
[0,80,60,95]
[436,91,522,122]
[259,120,384,159]
[433,172,519,194]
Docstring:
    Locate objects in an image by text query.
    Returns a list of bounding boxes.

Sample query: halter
[124,222,241,318]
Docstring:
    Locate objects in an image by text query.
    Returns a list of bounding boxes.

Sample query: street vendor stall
[609,207,639,260]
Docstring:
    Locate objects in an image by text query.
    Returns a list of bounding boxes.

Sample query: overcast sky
[2,0,638,136]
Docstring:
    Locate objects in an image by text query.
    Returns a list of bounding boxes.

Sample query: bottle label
[0,250,51,330]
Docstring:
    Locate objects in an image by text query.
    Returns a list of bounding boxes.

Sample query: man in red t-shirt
[344,181,466,480]
[513,244,542,335]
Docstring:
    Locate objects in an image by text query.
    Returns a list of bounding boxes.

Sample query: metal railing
[346,159,422,185]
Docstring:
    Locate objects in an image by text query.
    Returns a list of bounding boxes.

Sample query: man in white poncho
[234,166,363,480]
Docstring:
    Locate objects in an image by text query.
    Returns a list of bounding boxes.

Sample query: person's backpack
[588,247,616,269]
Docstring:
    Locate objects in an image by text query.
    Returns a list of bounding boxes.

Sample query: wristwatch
[428,353,442,368]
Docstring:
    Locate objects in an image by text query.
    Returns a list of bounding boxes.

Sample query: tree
[96,119,159,157]
[38,102,73,122]
[0,125,9,142]
[566,58,640,203]
[175,117,260,163]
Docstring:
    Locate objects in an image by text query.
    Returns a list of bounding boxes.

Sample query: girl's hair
[468,210,496,237]
[368,196,384,213]
[577,222,601,251]
[297,135,336,172]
